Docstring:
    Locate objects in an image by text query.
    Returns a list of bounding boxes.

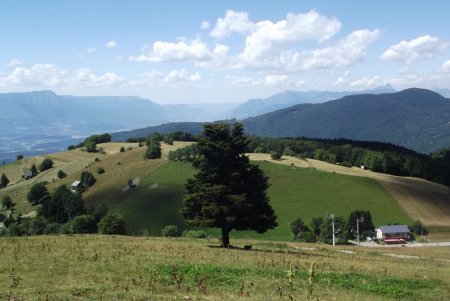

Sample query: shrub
[409,220,428,235]
[96,167,105,174]
[80,171,96,188]
[30,216,48,235]
[59,222,73,234]
[6,222,27,237]
[161,225,178,237]
[295,230,317,243]
[270,151,282,160]
[98,212,126,235]
[43,223,61,234]
[70,215,97,234]
[290,218,309,237]
[39,158,54,172]
[16,154,24,160]
[120,146,125,152]
[57,170,66,179]
[183,230,207,239]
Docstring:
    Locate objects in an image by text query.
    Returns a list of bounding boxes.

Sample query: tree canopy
[39,158,54,172]
[181,123,277,247]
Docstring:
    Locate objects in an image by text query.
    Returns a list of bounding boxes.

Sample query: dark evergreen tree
[0,173,9,188]
[30,164,38,177]
[181,123,277,247]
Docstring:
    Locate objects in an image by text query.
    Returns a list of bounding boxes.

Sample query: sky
[1,0,450,104]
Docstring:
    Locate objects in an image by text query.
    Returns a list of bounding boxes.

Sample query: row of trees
[290,211,374,244]
[246,136,450,185]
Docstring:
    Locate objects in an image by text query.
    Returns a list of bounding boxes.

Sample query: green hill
[2,142,448,241]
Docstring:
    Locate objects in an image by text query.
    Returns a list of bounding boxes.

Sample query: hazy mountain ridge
[229,84,397,119]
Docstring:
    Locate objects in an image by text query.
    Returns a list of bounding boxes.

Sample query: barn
[376,225,410,244]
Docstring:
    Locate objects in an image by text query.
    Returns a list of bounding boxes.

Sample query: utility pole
[356,216,364,246]
[328,212,335,246]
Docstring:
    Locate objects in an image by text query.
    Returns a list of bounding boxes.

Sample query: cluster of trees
[68,133,112,152]
[126,131,198,144]
[290,211,375,244]
[144,133,162,159]
[246,136,450,185]
[1,183,126,237]
[167,144,198,161]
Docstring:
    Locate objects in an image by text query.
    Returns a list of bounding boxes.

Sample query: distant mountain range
[229,84,396,119]
[1,87,450,161]
[112,88,450,154]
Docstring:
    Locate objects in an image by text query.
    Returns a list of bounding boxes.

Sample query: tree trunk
[221,226,230,248]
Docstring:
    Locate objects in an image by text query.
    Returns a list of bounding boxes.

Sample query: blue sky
[1,0,450,103]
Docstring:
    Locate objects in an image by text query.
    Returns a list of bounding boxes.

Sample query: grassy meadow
[0,235,449,300]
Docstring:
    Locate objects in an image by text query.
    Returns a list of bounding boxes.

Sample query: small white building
[70,180,81,192]
[376,225,410,243]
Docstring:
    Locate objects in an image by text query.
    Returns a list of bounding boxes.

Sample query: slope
[243,88,450,153]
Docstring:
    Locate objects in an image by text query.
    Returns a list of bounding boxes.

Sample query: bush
[98,212,126,235]
[30,216,48,235]
[290,218,309,236]
[57,170,66,179]
[183,230,207,239]
[120,146,125,152]
[409,220,428,235]
[59,222,73,234]
[96,167,105,174]
[270,151,282,160]
[161,225,178,237]
[43,223,61,234]
[70,215,97,234]
[16,154,24,160]
[80,171,96,188]
[6,222,27,237]
[295,230,317,243]
[39,158,54,172]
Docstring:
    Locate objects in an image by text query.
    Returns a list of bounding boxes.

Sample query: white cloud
[164,68,202,83]
[131,38,212,62]
[225,75,257,85]
[239,10,341,62]
[0,64,123,89]
[87,47,98,53]
[302,29,381,70]
[349,76,381,88]
[200,20,210,30]
[105,41,118,48]
[442,60,450,72]
[6,58,23,67]
[381,35,449,64]
[210,10,253,38]
[264,74,288,86]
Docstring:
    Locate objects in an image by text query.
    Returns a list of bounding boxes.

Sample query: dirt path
[249,153,450,227]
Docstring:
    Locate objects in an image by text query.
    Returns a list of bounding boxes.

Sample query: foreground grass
[0,235,448,300]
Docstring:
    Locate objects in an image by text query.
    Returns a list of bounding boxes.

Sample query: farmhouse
[23,170,33,179]
[70,180,81,192]
[376,225,410,243]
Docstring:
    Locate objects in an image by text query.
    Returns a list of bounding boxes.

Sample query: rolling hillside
[243,88,450,153]
[2,141,449,241]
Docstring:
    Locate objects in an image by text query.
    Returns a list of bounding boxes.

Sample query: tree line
[168,135,450,185]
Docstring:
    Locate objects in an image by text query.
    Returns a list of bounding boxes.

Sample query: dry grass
[0,235,448,301]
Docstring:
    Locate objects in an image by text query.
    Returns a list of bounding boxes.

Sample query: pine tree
[0,173,9,188]
[181,123,277,247]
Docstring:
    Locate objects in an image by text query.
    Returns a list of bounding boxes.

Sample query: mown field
[0,235,449,300]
